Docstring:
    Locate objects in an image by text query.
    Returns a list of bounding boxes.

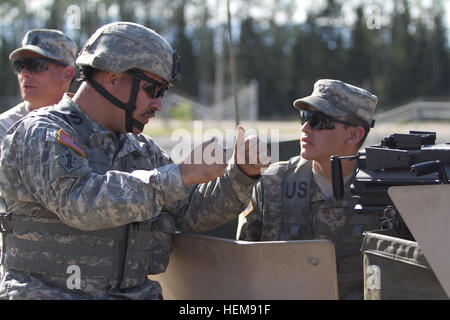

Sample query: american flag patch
[57,129,85,157]
[242,200,254,218]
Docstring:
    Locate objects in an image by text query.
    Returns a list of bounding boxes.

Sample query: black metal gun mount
[331,131,450,240]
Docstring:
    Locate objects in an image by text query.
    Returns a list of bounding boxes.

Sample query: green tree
[290,0,347,103]
[386,0,416,105]
[347,6,374,88]
[170,0,198,97]
[193,3,216,103]
[429,2,449,96]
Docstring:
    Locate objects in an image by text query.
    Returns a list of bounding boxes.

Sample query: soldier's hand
[233,126,271,176]
[179,137,227,186]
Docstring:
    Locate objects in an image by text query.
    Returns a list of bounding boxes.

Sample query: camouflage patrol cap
[76,22,180,85]
[9,29,77,66]
[293,79,378,127]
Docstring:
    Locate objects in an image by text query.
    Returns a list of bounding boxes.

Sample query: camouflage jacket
[0,94,257,300]
[0,101,31,258]
[0,101,30,146]
[237,156,379,299]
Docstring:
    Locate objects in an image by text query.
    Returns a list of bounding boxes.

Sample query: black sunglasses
[13,57,67,74]
[127,69,168,99]
[299,109,358,130]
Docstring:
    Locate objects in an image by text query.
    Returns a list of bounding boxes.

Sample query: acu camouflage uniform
[0,95,256,299]
[238,157,379,299]
[238,79,379,299]
[0,29,77,268]
[0,22,257,300]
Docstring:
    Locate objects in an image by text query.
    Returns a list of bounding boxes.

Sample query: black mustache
[145,109,155,117]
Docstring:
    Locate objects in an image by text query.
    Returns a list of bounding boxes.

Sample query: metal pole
[226,0,240,126]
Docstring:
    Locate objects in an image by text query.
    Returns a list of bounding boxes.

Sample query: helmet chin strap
[83,68,145,133]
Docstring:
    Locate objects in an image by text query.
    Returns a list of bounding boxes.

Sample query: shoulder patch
[56,149,85,172]
[242,200,254,218]
[57,129,85,157]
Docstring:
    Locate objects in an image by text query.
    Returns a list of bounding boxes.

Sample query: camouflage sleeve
[0,121,10,144]
[0,124,7,150]
[165,161,260,232]
[236,179,264,241]
[13,119,189,231]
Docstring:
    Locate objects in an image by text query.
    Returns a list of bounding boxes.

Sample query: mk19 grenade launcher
[331,131,450,240]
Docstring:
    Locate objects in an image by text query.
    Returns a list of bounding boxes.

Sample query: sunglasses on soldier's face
[299,109,357,130]
[127,69,168,99]
[13,57,67,74]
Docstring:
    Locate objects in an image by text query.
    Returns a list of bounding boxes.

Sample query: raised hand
[233,125,271,176]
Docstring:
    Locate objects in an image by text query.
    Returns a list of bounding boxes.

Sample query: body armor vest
[0,103,175,291]
[260,156,378,299]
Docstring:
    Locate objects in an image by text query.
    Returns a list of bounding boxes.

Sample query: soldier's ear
[62,65,75,83]
[102,72,121,90]
[347,126,364,147]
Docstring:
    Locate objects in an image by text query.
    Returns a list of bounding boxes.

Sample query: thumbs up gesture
[233,126,271,176]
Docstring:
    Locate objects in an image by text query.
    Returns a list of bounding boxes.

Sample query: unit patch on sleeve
[56,149,85,172]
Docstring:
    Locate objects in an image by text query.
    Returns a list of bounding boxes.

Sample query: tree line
[0,0,448,119]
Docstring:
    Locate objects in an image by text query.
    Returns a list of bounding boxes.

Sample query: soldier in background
[0,29,76,265]
[0,29,77,143]
[237,79,379,299]
[0,22,269,299]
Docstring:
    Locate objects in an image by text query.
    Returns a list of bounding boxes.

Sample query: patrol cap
[9,29,77,66]
[293,79,378,127]
[76,22,180,86]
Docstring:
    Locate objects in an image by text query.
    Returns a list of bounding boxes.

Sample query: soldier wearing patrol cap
[0,22,268,299]
[0,29,77,266]
[0,29,77,143]
[237,79,379,300]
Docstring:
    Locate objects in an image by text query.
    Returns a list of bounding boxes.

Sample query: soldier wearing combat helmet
[237,79,379,299]
[0,22,268,299]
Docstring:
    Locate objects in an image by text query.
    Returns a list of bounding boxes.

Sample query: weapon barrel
[410,160,440,177]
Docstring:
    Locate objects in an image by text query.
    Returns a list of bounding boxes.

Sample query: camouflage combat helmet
[77,22,180,85]
[76,22,181,133]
